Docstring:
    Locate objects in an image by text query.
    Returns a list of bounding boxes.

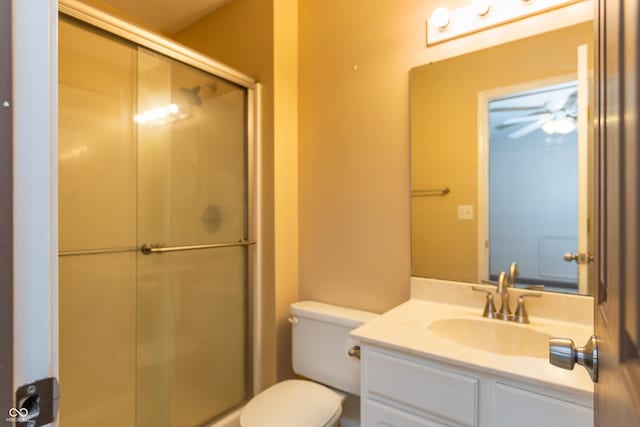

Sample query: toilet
[240,301,378,427]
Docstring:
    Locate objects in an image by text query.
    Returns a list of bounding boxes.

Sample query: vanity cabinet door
[361,345,592,427]
[493,383,592,427]
[363,399,446,427]
[364,349,479,427]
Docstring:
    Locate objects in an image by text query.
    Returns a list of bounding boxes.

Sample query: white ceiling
[98,0,233,34]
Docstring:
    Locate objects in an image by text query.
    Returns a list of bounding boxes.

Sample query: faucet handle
[472,287,498,319]
[513,293,542,324]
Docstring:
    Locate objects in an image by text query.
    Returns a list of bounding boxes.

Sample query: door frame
[12,0,60,420]
[1,0,13,417]
[476,73,578,283]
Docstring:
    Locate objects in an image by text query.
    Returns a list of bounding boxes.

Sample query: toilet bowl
[240,379,344,427]
[239,301,378,427]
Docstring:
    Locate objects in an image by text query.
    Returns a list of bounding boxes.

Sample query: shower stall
[57,5,258,426]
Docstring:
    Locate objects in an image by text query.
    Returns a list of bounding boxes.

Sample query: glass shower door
[59,16,253,427]
[135,48,250,426]
[58,19,137,427]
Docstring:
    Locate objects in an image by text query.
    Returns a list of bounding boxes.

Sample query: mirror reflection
[410,22,593,295]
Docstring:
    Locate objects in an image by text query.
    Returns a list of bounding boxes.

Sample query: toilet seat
[240,379,342,427]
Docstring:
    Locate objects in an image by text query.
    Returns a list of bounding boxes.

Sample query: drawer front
[364,399,446,427]
[493,383,593,427]
[365,350,479,427]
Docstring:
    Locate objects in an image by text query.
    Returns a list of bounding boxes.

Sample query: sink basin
[428,318,551,358]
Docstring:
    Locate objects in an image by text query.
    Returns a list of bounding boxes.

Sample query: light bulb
[553,117,577,134]
[542,117,576,135]
[471,0,491,16]
[431,7,451,30]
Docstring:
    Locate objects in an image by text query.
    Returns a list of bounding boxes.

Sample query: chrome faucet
[475,262,542,323]
[508,262,519,287]
[496,271,512,320]
[495,262,519,321]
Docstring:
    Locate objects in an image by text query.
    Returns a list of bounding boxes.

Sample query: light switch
[458,205,474,220]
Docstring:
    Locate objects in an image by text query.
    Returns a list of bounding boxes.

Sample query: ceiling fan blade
[498,112,552,127]
[562,91,578,110]
[490,105,546,112]
[565,102,578,117]
[508,118,548,139]
[546,89,578,112]
[496,120,539,130]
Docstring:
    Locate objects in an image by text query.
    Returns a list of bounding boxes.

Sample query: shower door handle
[141,239,256,255]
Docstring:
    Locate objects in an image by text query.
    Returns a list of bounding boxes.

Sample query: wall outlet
[458,205,474,220]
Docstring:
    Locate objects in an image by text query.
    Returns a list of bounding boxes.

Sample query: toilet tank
[290,301,379,396]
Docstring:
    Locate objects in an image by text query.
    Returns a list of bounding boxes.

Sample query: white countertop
[351,298,594,399]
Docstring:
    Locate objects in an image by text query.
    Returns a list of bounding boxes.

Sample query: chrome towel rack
[411,187,451,197]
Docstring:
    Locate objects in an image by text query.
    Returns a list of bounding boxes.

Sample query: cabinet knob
[348,345,361,359]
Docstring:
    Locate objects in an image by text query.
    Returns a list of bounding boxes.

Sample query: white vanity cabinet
[360,345,593,427]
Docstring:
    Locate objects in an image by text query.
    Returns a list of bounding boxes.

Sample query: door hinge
[10,377,59,427]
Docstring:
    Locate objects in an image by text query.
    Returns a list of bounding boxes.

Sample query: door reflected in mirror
[410,22,593,295]
[484,81,587,294]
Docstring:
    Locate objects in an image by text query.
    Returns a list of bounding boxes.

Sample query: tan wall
[411,22,593,283]
[298,1,433,313]
[78,0,166,34]
[272,0,299,380]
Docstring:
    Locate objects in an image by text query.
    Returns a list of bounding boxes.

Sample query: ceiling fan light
[541,121,556,134]
[542,117,576,135]
[554,117,577,134]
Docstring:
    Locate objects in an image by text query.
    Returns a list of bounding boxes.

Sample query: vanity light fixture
[427,0,581,46]
[430,7,451,31]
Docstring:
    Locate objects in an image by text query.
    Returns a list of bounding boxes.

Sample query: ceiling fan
[491,90,578,139]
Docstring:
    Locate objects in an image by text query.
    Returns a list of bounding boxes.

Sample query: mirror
[410,22,593,295]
